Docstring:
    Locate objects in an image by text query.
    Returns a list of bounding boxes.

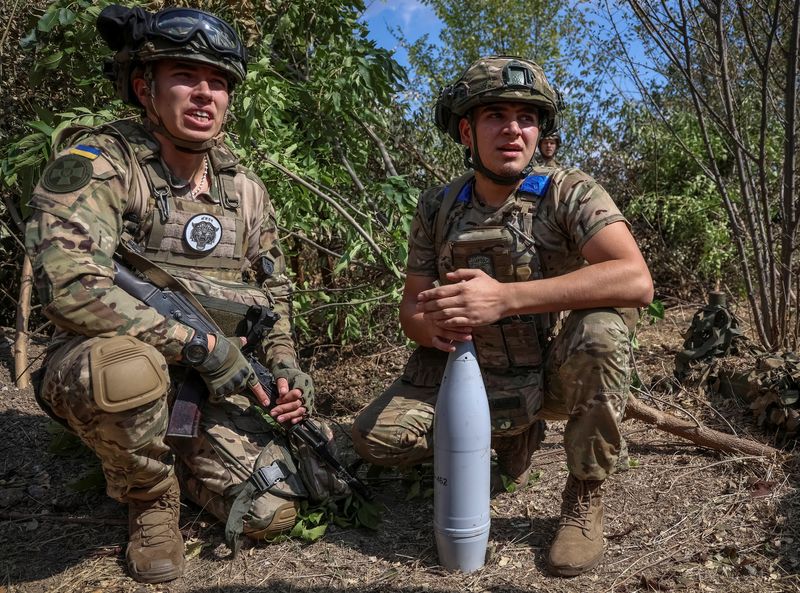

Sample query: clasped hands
[416,268,508,352]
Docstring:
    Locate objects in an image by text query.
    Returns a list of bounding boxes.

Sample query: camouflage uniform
[537,155,561,168]
[352,166,637,482]
[25,120,304,534]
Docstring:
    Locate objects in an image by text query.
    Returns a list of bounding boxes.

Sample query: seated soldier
[351,55,653,577]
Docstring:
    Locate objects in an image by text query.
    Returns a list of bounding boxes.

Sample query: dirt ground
[1,301,799,593]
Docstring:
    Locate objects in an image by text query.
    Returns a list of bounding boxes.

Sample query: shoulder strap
[102,120,173,223]
[433,170,475,256]
[51,124,94,155]
[208,144,241,210]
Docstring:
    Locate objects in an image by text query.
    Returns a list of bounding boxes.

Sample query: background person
[537,131,561,166]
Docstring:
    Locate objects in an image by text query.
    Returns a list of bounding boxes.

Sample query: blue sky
[359,0,442,70]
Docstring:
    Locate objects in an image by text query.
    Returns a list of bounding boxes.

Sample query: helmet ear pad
[433,86,459,141]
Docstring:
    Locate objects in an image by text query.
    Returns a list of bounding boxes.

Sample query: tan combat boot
[491,420,546,493]
[126,481,185,583]
[547,474,605,576]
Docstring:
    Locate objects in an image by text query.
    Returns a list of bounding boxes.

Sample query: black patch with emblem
[40,155,93,194]
[467,254,494,276]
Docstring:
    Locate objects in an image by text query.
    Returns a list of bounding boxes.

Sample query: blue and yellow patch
[69,145,102,160]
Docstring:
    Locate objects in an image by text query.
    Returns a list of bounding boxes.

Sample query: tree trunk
[624,394,780,458]
[14,255,33,389]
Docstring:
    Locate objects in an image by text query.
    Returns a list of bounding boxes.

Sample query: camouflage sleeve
[553,168,629,251]
[243,177,299,373]
[24,137,194,362]
[406,186,445,276]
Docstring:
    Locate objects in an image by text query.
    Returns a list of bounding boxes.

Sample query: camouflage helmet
[540,131,562,146]
[97,5,247,106]
[435,55,562,143]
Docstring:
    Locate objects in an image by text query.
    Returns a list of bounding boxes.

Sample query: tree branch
[14,255,33,389]
[262,154,403,279]
[358,120,398,178]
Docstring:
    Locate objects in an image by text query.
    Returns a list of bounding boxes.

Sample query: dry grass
[1,304,799,593]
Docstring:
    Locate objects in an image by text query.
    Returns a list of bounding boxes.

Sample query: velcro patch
[40,154,93,194]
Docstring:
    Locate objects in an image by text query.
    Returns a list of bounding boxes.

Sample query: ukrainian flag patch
[69,144,102,160]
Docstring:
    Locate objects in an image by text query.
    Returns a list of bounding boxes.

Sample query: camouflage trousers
[352,308,637,481]
[38,335,300,534]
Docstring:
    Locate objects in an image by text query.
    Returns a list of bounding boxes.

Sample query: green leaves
[272,495,382,543]
[646,299,665,323]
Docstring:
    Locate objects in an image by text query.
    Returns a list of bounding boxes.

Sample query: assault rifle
[112,261,371,499]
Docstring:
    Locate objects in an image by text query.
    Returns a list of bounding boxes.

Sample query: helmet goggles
[152,8,246,63]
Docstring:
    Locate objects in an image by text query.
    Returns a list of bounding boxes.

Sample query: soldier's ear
[458,117,473,149]
[132,75,150,106]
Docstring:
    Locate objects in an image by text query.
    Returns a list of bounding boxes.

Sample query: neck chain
[190,155,209,199]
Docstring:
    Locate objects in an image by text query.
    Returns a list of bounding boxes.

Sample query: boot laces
[131,494,179,547]
[559,478,597,531]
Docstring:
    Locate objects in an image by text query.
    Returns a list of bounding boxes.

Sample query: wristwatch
[182,332,209,366]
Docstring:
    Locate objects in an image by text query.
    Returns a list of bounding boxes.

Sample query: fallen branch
[624,394,780,458]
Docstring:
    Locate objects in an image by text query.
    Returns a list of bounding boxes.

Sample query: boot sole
[128,561,184,584]
[547,551,603,577]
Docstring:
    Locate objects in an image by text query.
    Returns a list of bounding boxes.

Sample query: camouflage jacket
[407,165,628,284]
[535,154,561,168]
[25,119,299,372]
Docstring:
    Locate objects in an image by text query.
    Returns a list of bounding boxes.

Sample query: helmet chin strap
[465,146,534,186]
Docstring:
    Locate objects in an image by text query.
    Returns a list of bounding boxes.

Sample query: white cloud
[362,0,438,40]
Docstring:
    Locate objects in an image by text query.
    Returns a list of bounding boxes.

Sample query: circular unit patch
[184,213,223,253]
[40,155,93,194]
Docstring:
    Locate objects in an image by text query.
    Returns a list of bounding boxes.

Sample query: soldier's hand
[196,335,257,398]
[417,268,507,327]
[428,326,473,353]
[272,368,313,424]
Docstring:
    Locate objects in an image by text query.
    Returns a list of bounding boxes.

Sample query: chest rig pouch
[435,172,553,434]
[105,121,268,336]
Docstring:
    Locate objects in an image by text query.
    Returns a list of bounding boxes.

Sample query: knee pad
[89,336,169,413]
